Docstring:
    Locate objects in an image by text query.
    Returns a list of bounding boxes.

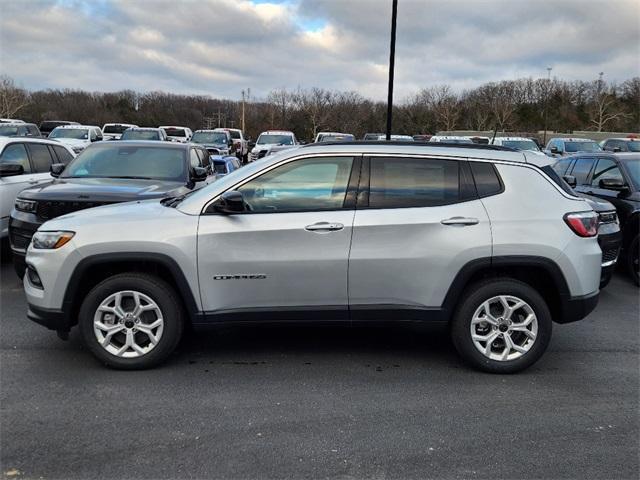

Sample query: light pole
[241,89,246,132]
[385,0,398,141]
[543,66,552,145]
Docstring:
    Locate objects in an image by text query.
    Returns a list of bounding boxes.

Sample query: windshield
[121,130,160,141]
[192,132,227,144]
[103,125,132,134]
[50,128,89,139]
[62,144,186,181]
[0,126,19,136]
[502,140,539,151]
[163,128,186,137]
[565,141,601,153]
[257,134,293,145]
[625,158,640,189]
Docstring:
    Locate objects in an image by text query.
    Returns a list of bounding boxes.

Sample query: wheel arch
[442,256,571,323]
[62,252,200,328]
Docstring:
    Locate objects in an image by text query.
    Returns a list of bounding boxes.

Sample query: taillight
[564,211,598,237]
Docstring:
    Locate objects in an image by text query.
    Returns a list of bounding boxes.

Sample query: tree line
[1,75,638,142]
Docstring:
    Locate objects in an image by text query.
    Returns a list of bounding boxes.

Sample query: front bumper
[598,229,622,268]
[9,210,42,272]
[27,303,69,332]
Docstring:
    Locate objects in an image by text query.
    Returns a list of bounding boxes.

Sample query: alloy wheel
[470,295,538,361]
[93,290,164,358]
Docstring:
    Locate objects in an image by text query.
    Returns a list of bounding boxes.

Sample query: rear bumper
[557,291,599,324]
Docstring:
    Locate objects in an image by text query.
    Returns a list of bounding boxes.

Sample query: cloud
[1,0,638,101]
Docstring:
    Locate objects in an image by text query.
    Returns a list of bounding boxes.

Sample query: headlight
[32,231,75,249]
[15,198,37,213]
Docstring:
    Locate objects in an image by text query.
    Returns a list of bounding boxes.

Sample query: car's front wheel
[78,273,184,369]
[450,279,552,373]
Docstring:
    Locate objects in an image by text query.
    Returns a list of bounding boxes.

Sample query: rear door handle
[441,217,479,226]
[305,222,344,232]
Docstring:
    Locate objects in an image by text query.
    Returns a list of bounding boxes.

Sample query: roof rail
[302,140,517,151]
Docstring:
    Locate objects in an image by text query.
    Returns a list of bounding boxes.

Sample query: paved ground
[1,245,638,480]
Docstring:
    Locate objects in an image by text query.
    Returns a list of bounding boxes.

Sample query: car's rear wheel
[626,234,639,286]
[79,273,184,369]
[451,279,552,373]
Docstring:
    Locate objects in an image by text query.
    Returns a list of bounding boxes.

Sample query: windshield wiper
[161,190,195,208]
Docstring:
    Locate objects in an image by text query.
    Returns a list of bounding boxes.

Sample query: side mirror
[613,146,622,153]
[213,190,246,214]
[0,163,24,177]
[50,163,65,177]
[599,178,627,191]
[190,166,208,182]
[550,146,559,154]
[563,175,577,188]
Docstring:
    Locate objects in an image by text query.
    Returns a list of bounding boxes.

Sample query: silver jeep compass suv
[23,142,601,373]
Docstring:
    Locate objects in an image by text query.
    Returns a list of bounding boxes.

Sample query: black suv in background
[553,153,640,285]
[9,140,215,277]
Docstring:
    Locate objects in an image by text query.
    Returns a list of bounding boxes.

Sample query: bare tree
[267,88,290,128]
[0,76,29,118]
[588,79,631,131]
[428,85,460,131]
[485,81,520,131]
[291,87,335,139]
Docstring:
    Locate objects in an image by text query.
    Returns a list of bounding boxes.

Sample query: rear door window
[368,157,461,208]
[26,143,55,172]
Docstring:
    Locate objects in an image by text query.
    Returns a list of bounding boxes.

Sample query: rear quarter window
[469,161,503,197]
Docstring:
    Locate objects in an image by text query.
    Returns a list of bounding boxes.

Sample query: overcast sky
[2,0,638,102]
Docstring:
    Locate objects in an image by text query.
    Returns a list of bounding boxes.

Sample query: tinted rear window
[470,162,503,197]
[164,128,186,137]
[369,157,460,208]
[103,125,132,134]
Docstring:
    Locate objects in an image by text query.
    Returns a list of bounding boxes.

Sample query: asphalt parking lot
[1,246,638,480]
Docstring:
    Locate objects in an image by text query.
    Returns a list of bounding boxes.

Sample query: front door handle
[441,217,479,226]
[305,222,344,232]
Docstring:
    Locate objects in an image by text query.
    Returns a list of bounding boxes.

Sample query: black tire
[78,273,184,369]
[450,279,553,374]
[626,235,639,286]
